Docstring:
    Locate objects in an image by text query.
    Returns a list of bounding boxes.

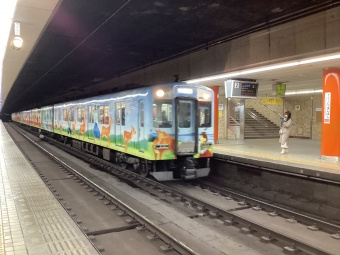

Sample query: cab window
[153,100,172,128]
[178,102,191,128]
[198,102,211,127]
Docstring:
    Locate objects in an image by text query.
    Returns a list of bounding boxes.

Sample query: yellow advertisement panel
[261,98,283,105]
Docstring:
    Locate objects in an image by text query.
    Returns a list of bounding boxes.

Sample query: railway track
[12,123,340,255]
[7,124,197,255]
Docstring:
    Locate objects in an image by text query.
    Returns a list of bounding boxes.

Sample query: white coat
[279,118,292,145]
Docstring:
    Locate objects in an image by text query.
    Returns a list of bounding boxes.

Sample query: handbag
[279,128,283,134]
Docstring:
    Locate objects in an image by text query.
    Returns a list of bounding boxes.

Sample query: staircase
[245,108,280,139]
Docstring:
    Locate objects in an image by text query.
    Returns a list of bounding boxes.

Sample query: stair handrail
[254,98,284,118]
[229,116,240,126]
[245,108,268,127]
[230,99,268,127]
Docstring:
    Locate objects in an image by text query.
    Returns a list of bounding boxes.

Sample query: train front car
[151,83,213,180]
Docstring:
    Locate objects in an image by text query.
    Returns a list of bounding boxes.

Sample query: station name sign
[225,80,259,98]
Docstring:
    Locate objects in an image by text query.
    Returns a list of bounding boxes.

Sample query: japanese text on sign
[324,92,331,124]
[261,98,283,105]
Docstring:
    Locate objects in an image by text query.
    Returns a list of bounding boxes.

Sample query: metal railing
[254,98,283,118]
[229,116,240,126]
[245,108,268,127]
[230,99,268,128]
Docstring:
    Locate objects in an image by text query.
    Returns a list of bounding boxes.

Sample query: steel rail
[198,180,340,234]
[47,141,338,255]
[15,124,339,255]
[10,124,199,255]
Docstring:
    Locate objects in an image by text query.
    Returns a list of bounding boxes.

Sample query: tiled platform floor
[0,121,99,255]
[214,138,340,181]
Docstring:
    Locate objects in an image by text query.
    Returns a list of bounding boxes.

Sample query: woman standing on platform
[279,111,292,154]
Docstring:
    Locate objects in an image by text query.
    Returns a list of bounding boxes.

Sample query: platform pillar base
[320,155,340,161]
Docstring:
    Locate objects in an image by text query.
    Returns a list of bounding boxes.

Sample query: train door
[51,106,54,132]
[138,100,144,151]
[115,102,126,146]
[175,98,198,154]
[115,103,121,145]
[88,105,95,140]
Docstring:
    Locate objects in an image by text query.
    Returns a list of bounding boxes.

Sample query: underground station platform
[213,138,340,183]
[0,121,100,255]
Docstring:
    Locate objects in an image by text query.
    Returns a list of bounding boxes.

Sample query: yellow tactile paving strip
[214,146,340,170]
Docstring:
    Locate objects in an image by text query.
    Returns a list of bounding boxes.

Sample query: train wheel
[132,162,139,171]
[139,159,149,178]
[120,162,127,169]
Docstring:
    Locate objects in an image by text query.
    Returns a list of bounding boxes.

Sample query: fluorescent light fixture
[186,54,340,84]
[0,0,18,111]
[285,89,323,95]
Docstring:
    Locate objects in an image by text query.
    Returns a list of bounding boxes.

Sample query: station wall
[220,95,322,141]
[283,95,322,140]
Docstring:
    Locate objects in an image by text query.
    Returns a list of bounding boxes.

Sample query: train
[11,82,214,181]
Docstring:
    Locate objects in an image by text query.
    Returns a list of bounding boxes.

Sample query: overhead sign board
[261,98,283,105]
[225,80,259,98]
[272,84,286,96]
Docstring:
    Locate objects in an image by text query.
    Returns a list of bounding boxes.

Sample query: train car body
[22,110,31,126]
[14,82,214,181]
[31,108,41,129]
[41,106,53,132]
[11,112,21,122]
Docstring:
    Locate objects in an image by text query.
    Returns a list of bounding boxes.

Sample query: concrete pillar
[321,68,340,161]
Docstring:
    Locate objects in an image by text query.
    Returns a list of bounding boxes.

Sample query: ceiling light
[186,53,340,84]
[285,89,323,95]
[0,0,18,111]
[11,36,23,50]
[11,21,23,50]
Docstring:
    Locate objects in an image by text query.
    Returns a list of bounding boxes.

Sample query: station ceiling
[1,0,338,113]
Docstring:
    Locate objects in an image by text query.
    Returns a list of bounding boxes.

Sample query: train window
[121,104,125,126]
[69,108,75,121]
[140,102,144,127]
[99,106,109,124]
[63,109,68,121]
[153,100,172,128]
[116,103,120,125]
[178,102,191,128]
[77,108,84,122]
[89,106,95,124]
[198,102,211,127]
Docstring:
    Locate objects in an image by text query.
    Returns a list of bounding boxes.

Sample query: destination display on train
[241,83,258,97]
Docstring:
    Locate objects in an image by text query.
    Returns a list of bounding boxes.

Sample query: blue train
[12,82,214,181]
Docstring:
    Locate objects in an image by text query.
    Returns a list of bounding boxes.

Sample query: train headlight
[156,89,165,97]
[203,93,210,100]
